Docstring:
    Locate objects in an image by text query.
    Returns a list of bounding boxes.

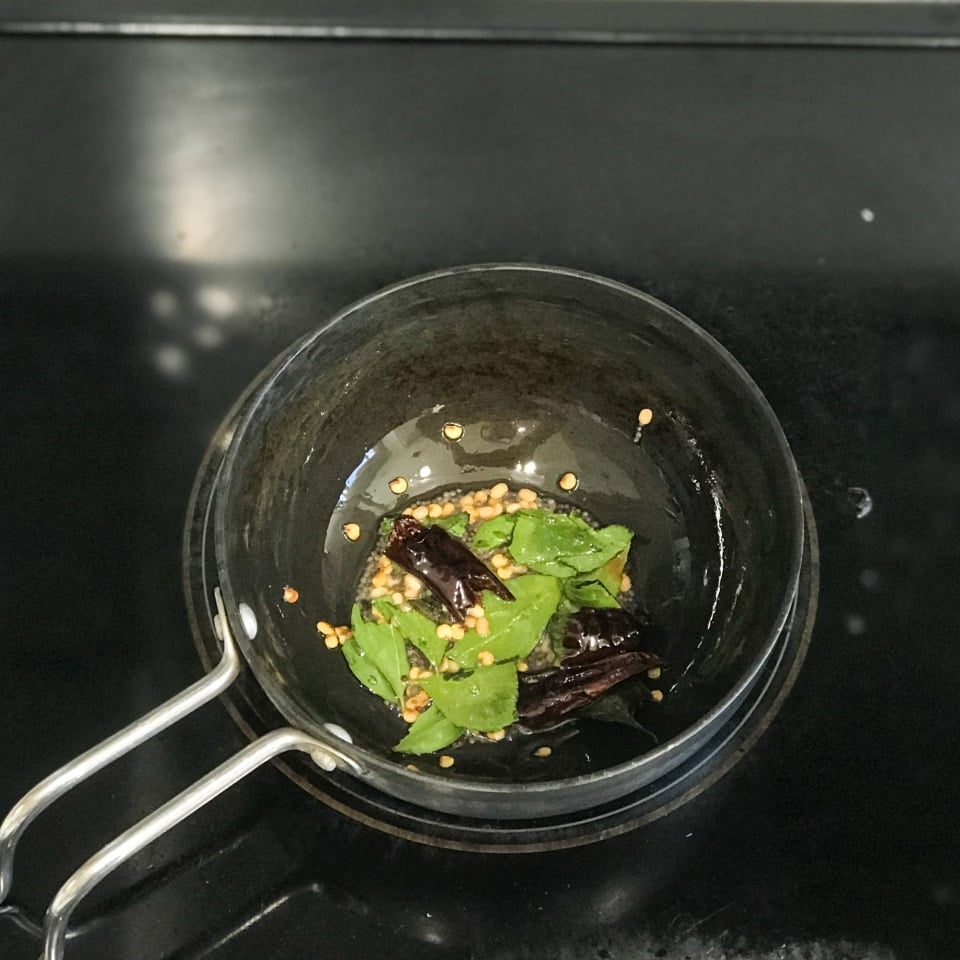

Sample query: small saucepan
[1,265,803,959]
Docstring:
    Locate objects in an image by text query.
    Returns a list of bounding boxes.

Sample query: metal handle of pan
[0,589,240,907]
[42,725,359,960]
[0,589,361,959]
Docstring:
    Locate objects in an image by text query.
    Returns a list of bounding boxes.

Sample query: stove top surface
[1,35,959,960]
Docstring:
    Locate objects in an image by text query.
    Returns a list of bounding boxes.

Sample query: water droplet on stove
[847,486,873,519]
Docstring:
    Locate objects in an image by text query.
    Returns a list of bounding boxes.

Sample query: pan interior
[214,267,802,793]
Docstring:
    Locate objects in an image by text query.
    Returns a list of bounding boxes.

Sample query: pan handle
[42,726,356,960]
[0,590,242,905]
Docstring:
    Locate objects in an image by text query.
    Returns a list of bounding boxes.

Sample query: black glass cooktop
[2,29,959,960]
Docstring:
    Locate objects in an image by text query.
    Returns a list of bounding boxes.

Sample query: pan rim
[213,263,805,803]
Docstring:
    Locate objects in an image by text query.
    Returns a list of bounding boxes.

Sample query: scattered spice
[442,422,464,441]
[282,586,299,604]
[534,746,553,758]
[389,476,409,495]
[558,471,579,492]
[438,754,455,769]
[638,408,654,426]
[342,522,361,542]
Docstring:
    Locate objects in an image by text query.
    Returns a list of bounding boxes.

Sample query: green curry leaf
[394,705,464,754]
[420,662,518,731]
[472,514,517,551]
[448,574,561,668]
[509,512,632,576]
[563,550,628,610]
[426,512,470,538]
[376,599,448,666]
[345,604,408,702]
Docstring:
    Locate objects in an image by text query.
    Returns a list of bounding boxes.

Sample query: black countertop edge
[2,1,960,47]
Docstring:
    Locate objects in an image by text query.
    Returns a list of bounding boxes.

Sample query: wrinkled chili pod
[385,515,514,620]
[517,650,664,727]
[562,607,663,666]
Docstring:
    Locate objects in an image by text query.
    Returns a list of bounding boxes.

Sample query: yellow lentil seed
[335,626,352,641]
[388,476,409,495]
[512,564,528,574]
[440,657,460,673]
[408,666,422,680]
[476,617,491,638]
[369,586,389,598]
[491,502,504,517]
[558,471,579,492]
[405,763,419,772]
[468,604,485,618]
[371,571,388,588]
[402,708,419,724]
[517,660,529,673]
[371,608,386,624]
[402,506,415,516]
[406,691,430,710]
[491,553,510,568]
[378,554,392,569]
[417,670,433,681]
[428,503,443,519]
[436,623,453,640]
[323,635,340,650]
[505,502,522,514]
[620,574,632,592]
[486,728,506,742]
[473,489,489,506]
[490,482,509,500]
[638,408,654,426]
[450,624,466,641]
[441,501,456,517]
[464,615,477,629]
[477,649,495,667]
[534,746,553,758]
[438,755,455,769]
[646,666,662,680]
[412,505,429,521]
[282,586,299,604]
[391,591,404,605]
[499,566,514,580]
[477,504,496,520]
[342,522,361,541]
[459,494,475,510]
[442,422,464,441]
[316,620,335,636]
[650,689,664,702]
[403,573,421,591]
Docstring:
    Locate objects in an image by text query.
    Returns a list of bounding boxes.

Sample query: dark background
[2,28,959,960]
